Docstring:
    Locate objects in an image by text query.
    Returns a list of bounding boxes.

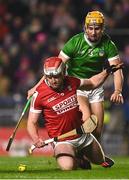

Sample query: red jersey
[30,76,83,140]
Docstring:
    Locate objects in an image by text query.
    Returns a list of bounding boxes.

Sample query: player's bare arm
[109,58,124,104]
[27,111,43,148]
[79,70,108,91]
[79,63,123,91]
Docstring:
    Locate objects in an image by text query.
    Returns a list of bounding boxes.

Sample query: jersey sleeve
[107,40,120,61]
[30,91,42,113]
[60,36,76,58]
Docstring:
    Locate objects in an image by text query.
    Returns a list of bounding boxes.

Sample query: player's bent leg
[54,143,76,170]
[90,102,104,141]
[76,151,92,170]
[82,135,105,165]
[82,135,115,168]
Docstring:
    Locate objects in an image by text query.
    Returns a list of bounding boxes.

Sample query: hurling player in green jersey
[57,11,124,169]
[59,11,124,141]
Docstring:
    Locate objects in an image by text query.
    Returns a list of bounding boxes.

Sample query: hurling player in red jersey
[27,57,123,170]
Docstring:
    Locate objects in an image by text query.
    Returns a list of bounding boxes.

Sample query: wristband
[114,89,122,93]
[106,63,124,74]
[114,91,122,96]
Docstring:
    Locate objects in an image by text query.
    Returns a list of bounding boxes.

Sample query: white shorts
[77,86,104,103]
[54,133,94,151]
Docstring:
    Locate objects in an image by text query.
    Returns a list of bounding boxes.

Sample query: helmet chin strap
[45,79,50,87]
[45,76,65,92]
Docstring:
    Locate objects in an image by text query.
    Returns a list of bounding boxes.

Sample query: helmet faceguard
[43,57,65,76]
[85,11,104,28]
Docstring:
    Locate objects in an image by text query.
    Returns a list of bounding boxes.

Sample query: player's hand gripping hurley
[29,114,97,154]
[6,97,32,151]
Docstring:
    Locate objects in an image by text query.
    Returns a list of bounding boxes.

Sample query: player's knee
[56,153,76,170]
[59,162,75,171]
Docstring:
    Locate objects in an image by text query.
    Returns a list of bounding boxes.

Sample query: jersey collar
[84,33,100,47]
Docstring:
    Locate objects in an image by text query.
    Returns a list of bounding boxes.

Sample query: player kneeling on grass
[27,57,123,170]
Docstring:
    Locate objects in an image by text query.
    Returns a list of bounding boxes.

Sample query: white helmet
[44,57,65,76]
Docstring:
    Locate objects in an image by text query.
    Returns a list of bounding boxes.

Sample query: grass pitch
[0,156,129,179]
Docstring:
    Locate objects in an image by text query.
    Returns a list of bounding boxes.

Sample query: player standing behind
[27,57,123,170]
[58,11,124,141]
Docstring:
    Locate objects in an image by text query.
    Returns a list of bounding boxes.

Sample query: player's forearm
[109,59,124,93]
[27,113,40,143]
[89,70,108,89]
[113,70,124,93]
[27,122,39,143]
[79,70,108,90]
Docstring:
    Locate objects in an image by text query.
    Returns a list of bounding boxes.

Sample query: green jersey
[60,32,119,78]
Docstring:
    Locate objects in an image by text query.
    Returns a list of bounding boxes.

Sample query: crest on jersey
[68,85,72,91]
[99,49,105,57]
